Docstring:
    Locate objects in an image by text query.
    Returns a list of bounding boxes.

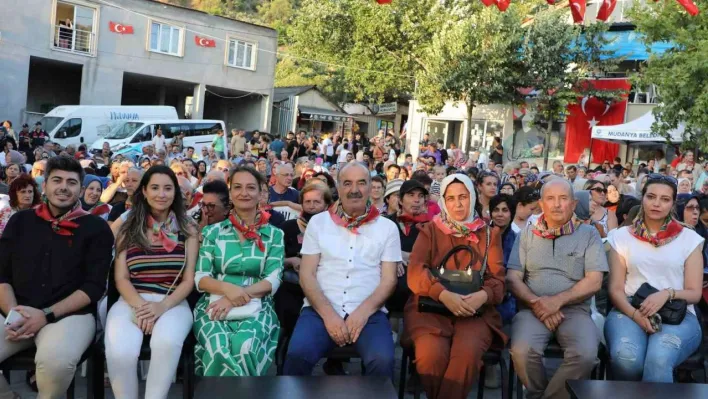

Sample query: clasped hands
[206,284,252,321]
[323,308,371,347]
[439,290,488,318]
[530,296,565,332]
[5,306,47,341]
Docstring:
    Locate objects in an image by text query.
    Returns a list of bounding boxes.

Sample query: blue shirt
[270,139,285,155]
[268,186,299,204]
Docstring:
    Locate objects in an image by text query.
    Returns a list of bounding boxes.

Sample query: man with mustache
[283,162,401,380]
[0,156,113,398]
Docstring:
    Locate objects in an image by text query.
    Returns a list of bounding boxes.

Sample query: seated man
[283,162,401,379]
[0,156,113,398]
[507,179,607,399]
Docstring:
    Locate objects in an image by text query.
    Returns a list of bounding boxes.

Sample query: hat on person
[384,179,404,199]
[399,179,428,197]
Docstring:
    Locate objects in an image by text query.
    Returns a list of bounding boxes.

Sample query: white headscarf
[438,173,478,224]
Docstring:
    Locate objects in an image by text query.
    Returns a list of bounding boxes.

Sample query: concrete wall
[0,0,277,130]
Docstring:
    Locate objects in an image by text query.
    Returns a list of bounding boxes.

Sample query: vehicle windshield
[38,117,63,135]
[104,122,145,140]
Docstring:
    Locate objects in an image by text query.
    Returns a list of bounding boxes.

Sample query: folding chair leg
[507,359,515,399]
[500,358,509,399]
[398,350,408,399]
[67,375,76,399]
[477,364,486,399]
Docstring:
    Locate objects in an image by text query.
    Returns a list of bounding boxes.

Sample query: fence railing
[53,25,95,55]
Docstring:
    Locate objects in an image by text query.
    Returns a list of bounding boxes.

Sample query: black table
[566,379,708,399]
[195,376,398,398]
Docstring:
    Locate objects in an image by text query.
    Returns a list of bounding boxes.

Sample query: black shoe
[322,359,347,375]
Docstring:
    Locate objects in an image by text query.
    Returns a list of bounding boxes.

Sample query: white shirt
[337,149,350,163]
[152,134,166,152]
[320,138,334,157]
[608,226,704,315]
[300,211,402,317]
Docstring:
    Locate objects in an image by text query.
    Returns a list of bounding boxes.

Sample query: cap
[399,179,428,197]
[384,179,404,199]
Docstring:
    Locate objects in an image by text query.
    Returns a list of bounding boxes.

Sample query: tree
[521,10,625,169]
[630,1,708,151]
[415,4,527,150]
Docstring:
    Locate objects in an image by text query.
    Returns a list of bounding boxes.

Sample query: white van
[90,119,228,158]
[38,106,178,148]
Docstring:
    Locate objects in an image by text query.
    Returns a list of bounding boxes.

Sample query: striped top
[126,235,186,295]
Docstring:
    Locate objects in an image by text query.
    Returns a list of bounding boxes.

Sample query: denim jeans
[604,308,701,382]
[283,307,395,380]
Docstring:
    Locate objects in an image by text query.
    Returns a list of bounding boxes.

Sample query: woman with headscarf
[574,190,606,238]
[677,178,692,194]
[404,174,507,399]
[81,175,111,221]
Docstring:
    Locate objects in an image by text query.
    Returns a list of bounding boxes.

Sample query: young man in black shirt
[0,156,113,398]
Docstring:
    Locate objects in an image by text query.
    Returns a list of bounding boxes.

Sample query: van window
[54,118,82,139]
[191,123,222,137]
[105,122,145,140]
[131,127,152,143]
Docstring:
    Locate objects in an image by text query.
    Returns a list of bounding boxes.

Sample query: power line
[94,0,415,79]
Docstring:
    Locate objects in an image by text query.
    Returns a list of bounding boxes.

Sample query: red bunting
[569,0,587,23]
[481,0,496,6]
[596,0,618,21]
[676,0,699,15]
[495,0,511,11]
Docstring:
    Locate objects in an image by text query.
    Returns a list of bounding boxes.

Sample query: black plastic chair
[398,344,509,399]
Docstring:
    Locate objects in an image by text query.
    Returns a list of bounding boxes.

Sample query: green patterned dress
[193,219,284,376]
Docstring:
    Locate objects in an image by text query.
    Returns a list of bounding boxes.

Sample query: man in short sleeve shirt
[507,179,607,399]
[283,162,401,380]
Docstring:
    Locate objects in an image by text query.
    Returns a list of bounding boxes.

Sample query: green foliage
[630,1,708,150]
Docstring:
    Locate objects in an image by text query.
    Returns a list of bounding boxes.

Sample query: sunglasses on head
[646,173,678,186]
[590,187,607,194]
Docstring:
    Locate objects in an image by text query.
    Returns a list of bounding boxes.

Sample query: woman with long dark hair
[196,161,208,186]
[105,165,197,399]
[193,166,284,376]
[605,176,703,382]
[0,174,40,237]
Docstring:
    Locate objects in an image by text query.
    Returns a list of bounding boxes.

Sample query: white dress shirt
[300,211,402,317]
[152,134,166,152]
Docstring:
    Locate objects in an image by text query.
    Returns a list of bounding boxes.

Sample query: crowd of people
[0,122,706,399]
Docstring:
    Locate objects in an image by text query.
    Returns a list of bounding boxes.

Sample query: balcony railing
[53,25,95,55]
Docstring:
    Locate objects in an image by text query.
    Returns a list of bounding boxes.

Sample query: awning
[601,31,672,61]
[591,111,684,145]
[299,106,352,122]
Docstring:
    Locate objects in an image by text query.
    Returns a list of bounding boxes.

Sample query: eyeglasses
[590,187,607,195]
[685,205,700,212]
[646,173,678,187]
[200,202,218,212]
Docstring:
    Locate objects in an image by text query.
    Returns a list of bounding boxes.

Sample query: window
[192,123,221,137]
[149,21,183,56]
[53,1,98,55]
[54,118,82,139]
[227,39,256,70]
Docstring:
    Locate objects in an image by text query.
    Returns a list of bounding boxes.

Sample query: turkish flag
[194,36,216,48]
[563,79,631,165]
[596,0,618,21]
[569,0,586,23]
[481,0,496,6]
[495,0,511,11]
[108,21,134,34]
[676,0,699,16]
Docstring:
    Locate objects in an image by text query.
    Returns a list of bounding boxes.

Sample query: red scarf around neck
[329,200,380,234]
[89,203,111,217]
[35,201,88,236]
[229,211,271,252]
[397,212,433,236]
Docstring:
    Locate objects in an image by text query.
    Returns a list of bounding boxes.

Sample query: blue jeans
[604,308,701,382]
[283,307,395,380]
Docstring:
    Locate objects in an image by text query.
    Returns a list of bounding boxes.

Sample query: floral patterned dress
[193,219,284,376]
[0,207,19,237]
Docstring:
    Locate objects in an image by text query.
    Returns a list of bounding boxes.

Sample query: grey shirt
[508,223,608,312]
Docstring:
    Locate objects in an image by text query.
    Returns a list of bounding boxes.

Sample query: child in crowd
[430,165,446,201]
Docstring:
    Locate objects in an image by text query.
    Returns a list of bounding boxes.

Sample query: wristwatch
[42,308,56,324]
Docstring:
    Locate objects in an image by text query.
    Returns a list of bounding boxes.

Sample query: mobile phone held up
[4,309,25,329]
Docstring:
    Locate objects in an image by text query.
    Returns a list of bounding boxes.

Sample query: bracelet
[670,288,676,301]
[631,309,638,321]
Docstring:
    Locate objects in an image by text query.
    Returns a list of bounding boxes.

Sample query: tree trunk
[466,100,474,161]
[543,119,553,171]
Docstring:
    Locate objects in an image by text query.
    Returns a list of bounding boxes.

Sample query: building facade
[0,0,277,133]
[271,86,352,138]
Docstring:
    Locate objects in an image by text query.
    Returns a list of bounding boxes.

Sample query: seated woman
[405,174,507,399]
[275,182,332,338]
[675,194,708,266]
[193,166,284,376]
[605,176,704,382]
[488,194,517,324]
[105,166,197,399]
[385,180,433,313]
[585,179,618,233]
[0,174,41,237]
[81,175,111,220]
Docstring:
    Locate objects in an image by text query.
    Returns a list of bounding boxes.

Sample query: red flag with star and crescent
[563,79,631,164]
[195,36,216,48]
[109,21,134,34]
[596,0,618,21]
[569,0,587,23]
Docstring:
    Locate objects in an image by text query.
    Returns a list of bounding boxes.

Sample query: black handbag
[418,226,490,316]
[630,282,687,325]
